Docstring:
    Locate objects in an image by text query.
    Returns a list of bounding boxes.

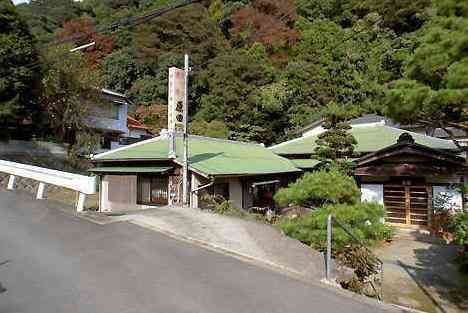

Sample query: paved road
[0,190,400,313]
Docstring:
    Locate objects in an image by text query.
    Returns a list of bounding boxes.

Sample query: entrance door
[150,177,169,205]
[138,175,169,205]
[384,183,429,227]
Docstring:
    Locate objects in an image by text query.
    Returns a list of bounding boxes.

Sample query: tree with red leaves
[230,0,298,51]
[57,17,115,68]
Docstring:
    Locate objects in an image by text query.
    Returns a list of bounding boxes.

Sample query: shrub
[449,212,468,247]
[200,194,248,218]
[449,212,468,273]
[274,167,360,208]
[339,245,381,298]
[277,202,393,252]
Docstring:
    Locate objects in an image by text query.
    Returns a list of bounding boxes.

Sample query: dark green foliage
[277,202,393,251]
[11,0,465,145]
[39,45,101,141]
[450,212,468,247]
[16,0,83,42]
[0,0,39,128]
[354,0,431,34]
[315,102,358,166]
[103,49,139,93]
[385,1,468,136]
[189,119,230,139]
[194,49,279,143]
[449,212,468,273]
[274,167,360,207]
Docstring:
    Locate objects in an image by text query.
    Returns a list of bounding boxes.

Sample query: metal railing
[0,160,97,212]
[326,214,384,300]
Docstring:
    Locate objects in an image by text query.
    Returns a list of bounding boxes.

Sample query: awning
[290,159,320,169]
[88,166,172,173]
[252,180,280,187]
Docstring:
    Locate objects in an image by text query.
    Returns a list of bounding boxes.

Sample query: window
[137,175,169,205]
[93,102,120,120]
[253,183,277,208]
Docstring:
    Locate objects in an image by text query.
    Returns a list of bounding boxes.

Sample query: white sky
[13,0,30,4]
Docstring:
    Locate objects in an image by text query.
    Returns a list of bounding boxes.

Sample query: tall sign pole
[182,54,190,206]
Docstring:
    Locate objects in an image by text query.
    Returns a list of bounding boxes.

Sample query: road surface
[0,189,400,313]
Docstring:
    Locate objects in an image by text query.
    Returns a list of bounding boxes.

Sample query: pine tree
[315,102,358,174]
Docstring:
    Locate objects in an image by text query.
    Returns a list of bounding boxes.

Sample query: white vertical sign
[168,67,185,132]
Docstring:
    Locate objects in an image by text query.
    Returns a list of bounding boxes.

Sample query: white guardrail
[0,160,97,212]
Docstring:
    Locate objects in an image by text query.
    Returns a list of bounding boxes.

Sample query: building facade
[90,133,301,212]
[269,116,466,228]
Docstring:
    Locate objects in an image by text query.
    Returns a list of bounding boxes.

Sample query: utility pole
[182,54,190,206]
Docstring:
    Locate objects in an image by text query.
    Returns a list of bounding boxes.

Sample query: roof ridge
[92,135,165,160]
[179,134,263,147]
[377,124,457,145]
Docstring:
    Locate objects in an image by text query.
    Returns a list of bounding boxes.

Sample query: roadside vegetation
[449,212,468,273]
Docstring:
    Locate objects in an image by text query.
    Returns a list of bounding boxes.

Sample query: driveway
[0,190,401,313]
[375,231,468,313]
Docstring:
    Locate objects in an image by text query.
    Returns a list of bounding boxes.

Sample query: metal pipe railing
[326,214,383,300]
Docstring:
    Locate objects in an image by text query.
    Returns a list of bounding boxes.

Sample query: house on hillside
[270,116,467,228]
[120,116,153,145]
[86,89,129,151]
[86,89,153,151]
[90,132,301,212]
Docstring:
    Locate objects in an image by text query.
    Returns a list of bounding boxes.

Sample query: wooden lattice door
[384,183,429,227]
[150,177,169,205]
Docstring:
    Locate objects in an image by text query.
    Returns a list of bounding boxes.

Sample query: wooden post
[427,185,433,227]
[405,186,411,225]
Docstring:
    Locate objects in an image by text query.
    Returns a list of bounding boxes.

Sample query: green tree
[0,0,39,134]
[274,166,360,207]
[194,49,279,143]
[103,48,139,93]
[134,3,228,69]
[315,102,358,168]
[290,16,395,128]
[385,2,468,143]
[189,119,230,139]
[16,0,83,43]
[39,45,101,143]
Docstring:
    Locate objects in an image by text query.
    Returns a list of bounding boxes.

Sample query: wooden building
[270,117,466,228]
[90,133,301,212]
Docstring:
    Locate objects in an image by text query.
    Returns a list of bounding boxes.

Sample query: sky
[13,0,29,4]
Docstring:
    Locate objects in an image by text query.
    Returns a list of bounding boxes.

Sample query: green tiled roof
[88,166,172,173]
[270,124,458,155]
[93,136,301,176]
[290,159,321,169]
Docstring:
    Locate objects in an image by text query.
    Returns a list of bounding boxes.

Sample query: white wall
[361,184,384,205]
[190,173,202,208]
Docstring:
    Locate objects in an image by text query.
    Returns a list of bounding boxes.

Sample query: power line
[48,0,201,46]
[22,0,201,70]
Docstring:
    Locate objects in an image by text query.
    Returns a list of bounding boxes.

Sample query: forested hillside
[3,0,467,146]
